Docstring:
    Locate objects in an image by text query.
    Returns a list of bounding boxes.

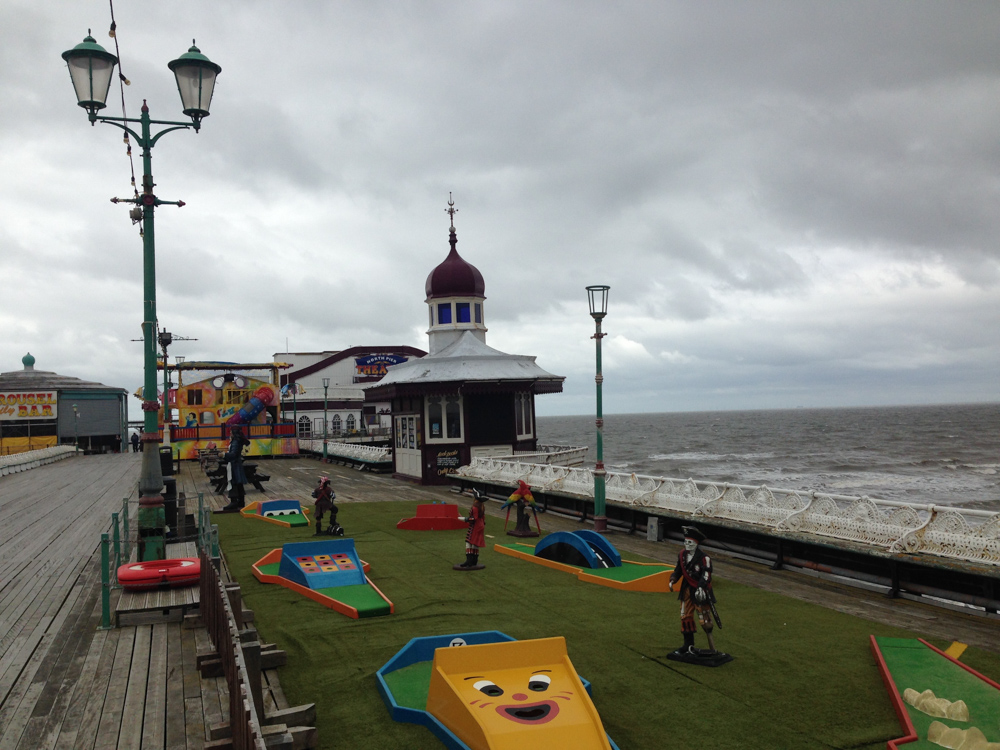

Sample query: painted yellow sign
[0,392,57,420]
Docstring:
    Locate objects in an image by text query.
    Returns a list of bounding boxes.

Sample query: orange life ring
[117,557,201,590]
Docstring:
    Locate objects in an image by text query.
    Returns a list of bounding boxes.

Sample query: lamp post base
[593,515,608,533]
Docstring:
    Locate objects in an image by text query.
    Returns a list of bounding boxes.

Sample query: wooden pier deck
[0,452,292,750]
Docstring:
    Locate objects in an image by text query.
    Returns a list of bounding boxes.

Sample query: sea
[536,403,1000,512]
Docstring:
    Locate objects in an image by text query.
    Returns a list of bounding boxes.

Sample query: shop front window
[445,395,462,439]
[426,394,462,442]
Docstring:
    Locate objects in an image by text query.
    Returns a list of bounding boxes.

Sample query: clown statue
[501,480,541,537]
[667,525,732,666]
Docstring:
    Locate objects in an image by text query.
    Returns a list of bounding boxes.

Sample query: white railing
[455,457,1000,567]
[298,439,391,463]
[0,446,77,477]
[508,445,588,466]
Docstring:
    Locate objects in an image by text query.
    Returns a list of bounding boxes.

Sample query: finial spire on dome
[445,192,457,230]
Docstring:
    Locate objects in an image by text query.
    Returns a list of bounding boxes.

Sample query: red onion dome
[425,229,485,299]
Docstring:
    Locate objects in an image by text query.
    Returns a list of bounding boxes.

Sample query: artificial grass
[213,501,1000,750]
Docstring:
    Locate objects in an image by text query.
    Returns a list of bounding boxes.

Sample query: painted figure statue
[311,476,343,536]
[502,480,541,537]
[668,525,730,665]
[220,426,250,512]
[454,489,486,570]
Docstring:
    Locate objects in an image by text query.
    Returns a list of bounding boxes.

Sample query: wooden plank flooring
[0,453,245,750]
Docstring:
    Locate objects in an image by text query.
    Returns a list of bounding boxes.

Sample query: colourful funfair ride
[153,360,299,460]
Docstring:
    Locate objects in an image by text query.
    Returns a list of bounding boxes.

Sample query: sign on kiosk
[0,391,58,420]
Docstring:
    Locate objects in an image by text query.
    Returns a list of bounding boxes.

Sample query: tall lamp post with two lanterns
[586,285,610,533]
[61,31,221,561]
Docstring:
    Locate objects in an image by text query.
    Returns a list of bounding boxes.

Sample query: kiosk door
[393,414,422,478]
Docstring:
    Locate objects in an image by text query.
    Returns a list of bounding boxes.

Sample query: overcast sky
[2,1,998,417]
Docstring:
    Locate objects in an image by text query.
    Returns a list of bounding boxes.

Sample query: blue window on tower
[456,302,471,323]
[437,303,452,324]
[475,303,482,323]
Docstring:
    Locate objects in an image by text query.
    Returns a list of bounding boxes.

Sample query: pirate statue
[667,525,732,666]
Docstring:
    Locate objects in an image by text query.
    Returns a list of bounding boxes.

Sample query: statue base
[452,564,486,571]
[666,647,734,667]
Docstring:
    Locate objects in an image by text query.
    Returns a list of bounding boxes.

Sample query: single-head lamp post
[72,404,80,453]
[322,378,331,461]
[168,41,222,131]
[61,31,119,123]
[586,285,610,533]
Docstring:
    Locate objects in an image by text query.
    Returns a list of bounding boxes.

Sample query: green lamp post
[62,32,221,561]
[322,377,330,460]
[586,285,610,533]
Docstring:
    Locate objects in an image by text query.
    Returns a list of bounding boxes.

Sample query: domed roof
[424,228,485,300]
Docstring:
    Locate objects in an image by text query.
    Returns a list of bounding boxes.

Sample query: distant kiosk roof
[364,331,564,396]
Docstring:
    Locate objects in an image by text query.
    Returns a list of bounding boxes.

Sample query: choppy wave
[538,403,1000,510]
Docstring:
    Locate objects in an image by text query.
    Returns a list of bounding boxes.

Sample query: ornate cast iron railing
[455,458,1000,566]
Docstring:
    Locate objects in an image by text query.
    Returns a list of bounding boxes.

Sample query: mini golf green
[382,661,434,711]
[498,540,672,583]
[875,637,1000,748]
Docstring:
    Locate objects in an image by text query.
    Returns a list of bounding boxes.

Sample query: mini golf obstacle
[871,636,1000,749]
[240,498,311,528]
[377,631,620,750]
[252,539,393,619]
[494,530,673,592]
[397,502,469,531]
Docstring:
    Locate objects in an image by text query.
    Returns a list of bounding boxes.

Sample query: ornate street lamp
[62,31,221,561]
[72,404,80,454]
[586,285,610,533]
[322,377,330,461]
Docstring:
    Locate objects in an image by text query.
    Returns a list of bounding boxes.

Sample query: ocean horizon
[537,402,1000,511]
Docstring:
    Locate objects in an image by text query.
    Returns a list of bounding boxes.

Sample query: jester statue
[666,525,733,666]
[501,480,541,537]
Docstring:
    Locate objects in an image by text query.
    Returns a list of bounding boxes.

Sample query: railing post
[100,533,112,629]
[112,512,121,570]
[122,498,131,562]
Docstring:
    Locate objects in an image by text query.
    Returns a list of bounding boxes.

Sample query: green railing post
[112,512,121,570]
[100,533,111,630]
[122,498,131,562]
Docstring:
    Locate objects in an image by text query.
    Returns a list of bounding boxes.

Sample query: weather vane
[445,192,457,229]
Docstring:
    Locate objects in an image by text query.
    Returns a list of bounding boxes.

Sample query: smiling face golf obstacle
[377,632,619,750]
[252,539,393,619]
